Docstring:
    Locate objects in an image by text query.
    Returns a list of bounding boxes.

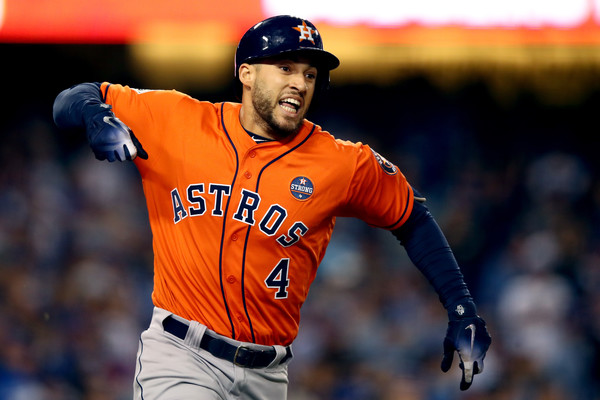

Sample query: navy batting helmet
[234,15,339,92]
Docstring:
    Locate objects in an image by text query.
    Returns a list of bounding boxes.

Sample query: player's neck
[239,104,278,141]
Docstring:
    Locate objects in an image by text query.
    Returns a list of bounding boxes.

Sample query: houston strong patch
[290,176,314,201]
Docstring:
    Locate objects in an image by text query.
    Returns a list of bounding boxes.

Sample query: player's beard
[252,85,305,140]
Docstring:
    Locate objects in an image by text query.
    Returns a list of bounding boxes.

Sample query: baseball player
[53,15,491,399]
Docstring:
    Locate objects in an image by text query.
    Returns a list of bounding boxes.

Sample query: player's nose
[288,72,308,94]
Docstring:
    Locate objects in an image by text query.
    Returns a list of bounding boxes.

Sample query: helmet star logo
[293,21,316,44]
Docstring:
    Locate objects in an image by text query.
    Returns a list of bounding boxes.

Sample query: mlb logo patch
[371,149,398,175]
[290,176,314,200]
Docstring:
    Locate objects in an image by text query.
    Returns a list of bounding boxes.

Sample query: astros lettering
[170,183,308,246]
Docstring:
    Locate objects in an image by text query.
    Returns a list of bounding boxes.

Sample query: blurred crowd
[0,76,599,400]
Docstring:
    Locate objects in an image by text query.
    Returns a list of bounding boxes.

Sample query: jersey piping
[101,83,110,102]
[379,185,413,230]
[219,102,240,339]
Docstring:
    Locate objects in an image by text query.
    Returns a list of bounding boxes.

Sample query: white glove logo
[103,116,119,129]
[465,323,476,352]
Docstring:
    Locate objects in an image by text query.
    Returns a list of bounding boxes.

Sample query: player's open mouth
[279,98,301,114]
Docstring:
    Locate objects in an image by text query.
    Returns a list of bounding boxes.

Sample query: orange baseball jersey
[100,82,415,346]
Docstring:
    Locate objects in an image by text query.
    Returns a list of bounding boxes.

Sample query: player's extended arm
[53,82,148,162]
[392,194,491,390]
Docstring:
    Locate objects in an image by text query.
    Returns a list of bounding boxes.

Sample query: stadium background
[1,1,600,399]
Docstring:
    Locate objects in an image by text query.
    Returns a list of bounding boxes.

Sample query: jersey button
[227,275,236,283]
[244,171,252,179]
[249,151,256,158]
[231,233,238,241]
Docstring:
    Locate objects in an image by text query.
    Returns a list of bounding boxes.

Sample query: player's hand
[86,106,148,162]
[441,302,491,391]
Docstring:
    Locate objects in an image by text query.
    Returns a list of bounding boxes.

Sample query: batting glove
[85,104,148,162]
[441,301,491,391]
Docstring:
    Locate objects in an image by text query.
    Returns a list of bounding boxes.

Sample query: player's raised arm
[392,192,491,391]
[53,82,147,162]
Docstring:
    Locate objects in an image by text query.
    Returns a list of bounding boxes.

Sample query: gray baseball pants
[133,307,292,399]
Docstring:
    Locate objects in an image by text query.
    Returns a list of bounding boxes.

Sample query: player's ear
[238,63,255,89]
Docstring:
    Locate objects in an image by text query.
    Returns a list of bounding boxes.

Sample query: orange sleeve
[338,142,414,230]
[99,82,193,171]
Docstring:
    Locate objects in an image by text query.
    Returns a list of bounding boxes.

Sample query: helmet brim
[243,48,340,72]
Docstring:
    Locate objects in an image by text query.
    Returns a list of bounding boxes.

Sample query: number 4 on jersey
[265,259,290,299]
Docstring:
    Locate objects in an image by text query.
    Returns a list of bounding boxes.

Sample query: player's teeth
[280,99,299,112]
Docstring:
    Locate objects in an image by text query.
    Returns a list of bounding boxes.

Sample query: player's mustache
[281,90,304,100]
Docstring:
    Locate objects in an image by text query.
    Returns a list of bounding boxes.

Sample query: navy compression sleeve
[392,198,473,315]
[53,82,103,129]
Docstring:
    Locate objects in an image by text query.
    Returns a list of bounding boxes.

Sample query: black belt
[162,315,292,368]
